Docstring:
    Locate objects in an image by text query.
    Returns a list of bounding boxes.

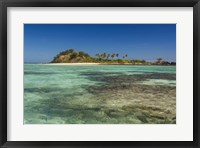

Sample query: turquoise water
[24,64,176,124]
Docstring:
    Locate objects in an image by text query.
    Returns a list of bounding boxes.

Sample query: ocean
[24,64,176,124]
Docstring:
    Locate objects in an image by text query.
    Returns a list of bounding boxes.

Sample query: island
[50,49,176,65]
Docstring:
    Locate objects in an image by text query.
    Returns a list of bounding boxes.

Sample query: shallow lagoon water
[24,64,176,124]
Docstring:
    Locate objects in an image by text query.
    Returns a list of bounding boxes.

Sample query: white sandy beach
[46,63,101,65]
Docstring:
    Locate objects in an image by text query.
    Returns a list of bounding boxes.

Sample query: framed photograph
[0,0,199,147]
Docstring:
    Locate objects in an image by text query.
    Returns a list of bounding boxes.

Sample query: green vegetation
[51,49,176,65]
[51,49,96,63]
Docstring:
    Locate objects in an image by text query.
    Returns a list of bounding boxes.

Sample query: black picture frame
[0,0,200,147]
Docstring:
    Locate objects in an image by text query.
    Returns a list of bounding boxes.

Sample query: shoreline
[46,63,101,66]
[44,63,175,66]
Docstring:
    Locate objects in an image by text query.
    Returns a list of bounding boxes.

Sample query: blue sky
[24,24,176,63]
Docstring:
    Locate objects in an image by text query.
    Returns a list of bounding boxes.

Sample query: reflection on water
[24,64,176,124]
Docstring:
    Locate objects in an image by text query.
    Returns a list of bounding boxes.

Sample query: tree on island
[69,52,78,60]
[122,54,128,59]
[111,53,116,59]
[156,58,162,63]
[52,49,95,63]
[102,53,107,59]
[107,53,110,59]
[79,51,89,58]
[95,53,101,60]
[51,49,175,65]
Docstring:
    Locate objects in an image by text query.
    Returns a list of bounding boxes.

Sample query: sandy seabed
[24,64,176,124]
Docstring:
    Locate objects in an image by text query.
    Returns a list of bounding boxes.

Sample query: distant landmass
[51,49,176,65]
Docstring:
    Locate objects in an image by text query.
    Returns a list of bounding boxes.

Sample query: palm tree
[111,53,116,59]
[107,53,110,59]
[102,52,107,59]
[100,53,104,59]
[116,53,119,58]
[95,53,101,60]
